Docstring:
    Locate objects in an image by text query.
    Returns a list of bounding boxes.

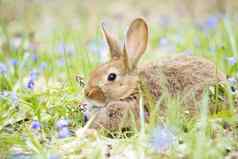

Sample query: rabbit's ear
[101,22,121,59]
[124,18,148,70]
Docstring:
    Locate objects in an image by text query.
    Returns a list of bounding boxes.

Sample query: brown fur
[82,18,226,131]
[139,55,226,109]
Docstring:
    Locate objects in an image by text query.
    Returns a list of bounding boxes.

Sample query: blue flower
[48,154,61,159]
[159,37,169,47]
[56,119,71,138]
[32,54,38,62]
[30,70,38,81]
[39,62,47,71]
[57,59,65,67]
[10,59,18,66]
[0,91,18,104]
[31,120,41,130]
[205,15,219,29]
[56,119,69,129]
[58,127,71,138]
[56,42,65,54]
[11,91,18,104]
[1,91,9,97]
[7,153,33,159]
[26,70,38,90]
[27,79,34,89]
[199,15,222,34]
[56,42,75,55]
[227,56,237,65]
[0,63,7,74]
[228,77,237,85]
[149,125,176,153]
[183,50,193,56]
[65,44,75,54]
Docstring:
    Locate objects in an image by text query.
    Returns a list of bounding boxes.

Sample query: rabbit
[81,18,226,131]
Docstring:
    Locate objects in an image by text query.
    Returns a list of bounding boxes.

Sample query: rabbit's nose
[84,86,106,103]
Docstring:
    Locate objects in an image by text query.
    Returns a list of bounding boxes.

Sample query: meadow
[0,0,238,158]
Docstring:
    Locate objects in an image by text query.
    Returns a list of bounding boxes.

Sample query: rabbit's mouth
[86,98,106,108]
[84,86,106,106]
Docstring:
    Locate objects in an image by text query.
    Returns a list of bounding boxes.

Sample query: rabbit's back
[139,55,226,107]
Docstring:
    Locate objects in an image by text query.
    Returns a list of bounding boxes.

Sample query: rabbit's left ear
[123,18,148,70]
[101,22,122,59]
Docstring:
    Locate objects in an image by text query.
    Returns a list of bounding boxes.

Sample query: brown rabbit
[82,18,226,131]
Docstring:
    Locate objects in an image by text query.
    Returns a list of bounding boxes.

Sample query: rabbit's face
[85,56,139,106]
[84,18,148,107]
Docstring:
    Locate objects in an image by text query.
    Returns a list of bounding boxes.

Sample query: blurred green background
[0,1,238,158]
[1,0,238,41]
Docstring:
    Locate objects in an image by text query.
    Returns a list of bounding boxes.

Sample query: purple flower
[8,153,32,159]
[11,91,18,104]
[198,15,222,34]
[227,56,237,65]
[56,42,75,55]
[1,91,9,97]
[205,15,219,29]
[10,59,18,66]
[65,44,75,54]
[228,77,237,85]
[56,119,71,138]
[32,54,38,62]
[149,125,176,153]
[27,79,34,89]
[0,63,7,74]
[56,119,69,129]
[39,62,47,71]
[182,50,193,56]
[58,127,71,138]
[26,70,38,90]
[30,70,38,81]
[0,91,18,104]
[159,37,169,47]
[57,59,65,67]
[31,120,41,130]
[48,154,61,159]
[56,42,65,54]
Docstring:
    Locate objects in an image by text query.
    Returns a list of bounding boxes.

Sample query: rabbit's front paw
[106,101,127,118]
[89,101,139,131]
[89,101,132,130]
[105,101,139,130]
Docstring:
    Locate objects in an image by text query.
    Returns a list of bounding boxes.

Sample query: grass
[0,13,238,159]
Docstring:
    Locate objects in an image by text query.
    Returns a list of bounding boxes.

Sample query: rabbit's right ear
[123,18,148,70]
[101,23,121,59]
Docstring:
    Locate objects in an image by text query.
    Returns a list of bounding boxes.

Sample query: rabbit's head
[84,18,148,107]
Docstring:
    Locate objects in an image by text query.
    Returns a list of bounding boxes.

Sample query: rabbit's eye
[107,73,117,81]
